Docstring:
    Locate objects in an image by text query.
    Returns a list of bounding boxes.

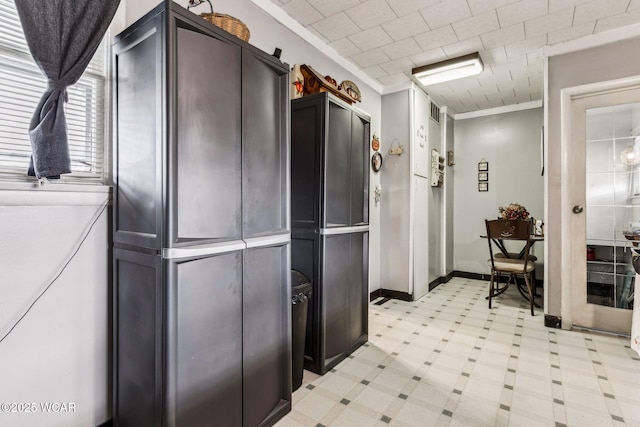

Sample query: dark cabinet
[113,2,290,426]
[290,93,370,375]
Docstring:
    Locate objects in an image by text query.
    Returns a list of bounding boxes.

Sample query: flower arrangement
[499,202,529,220]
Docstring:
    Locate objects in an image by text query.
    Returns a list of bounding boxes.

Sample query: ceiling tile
[348,26,394,51]
[345,0,398,30]
[546,21,595,45]
[548,0,585,13]
[268,0,640,114]
[381,38,422,60]
[467,83,493,97]
[420,0,472,30]
[386,0,439,17]
[485,91,508,102]
[307,26,330,43]
[306,0,360,17]
[524,8,573,38]
[452,10,500,41]
[442,37,485,59]
[466,0,519,15]
[312,12,361,41]
[574,0,630,26]
[361,64,389,79]
[281,0,324,26]
[409,48,448,66]
[329,38,362,57]
[414,26,459,51]
[350,48,391,68]
[595,11,640,33]
[527,50,543,66]
[481,47,508,66]
[481,23,525,50]
[377,73,412,85]
[379,57,415,75]
[504,36,546,60]
[382,13,429,41]
[497,0,548,28]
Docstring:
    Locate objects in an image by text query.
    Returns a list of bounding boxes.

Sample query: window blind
[0,0,106,182]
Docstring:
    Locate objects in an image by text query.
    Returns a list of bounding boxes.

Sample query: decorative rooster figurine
[187,0,213,12]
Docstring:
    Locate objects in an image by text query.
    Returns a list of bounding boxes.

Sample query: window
[0,0,106,182]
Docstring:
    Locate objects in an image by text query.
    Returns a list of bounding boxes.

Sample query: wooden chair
[485,218,536,315]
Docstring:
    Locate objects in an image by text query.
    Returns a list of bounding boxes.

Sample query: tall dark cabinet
[290,92,370,375]
[112,2,291,426]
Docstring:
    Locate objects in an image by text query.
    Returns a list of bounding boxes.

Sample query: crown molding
[454,100,542,120]
[544,22,640,58]
[250,0,383,94]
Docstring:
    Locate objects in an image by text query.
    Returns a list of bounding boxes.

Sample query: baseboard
[370,273,454,302]
[428,272,454,291]
[369,288,412,302]
[452,270,543,288]
[545,314,562,329]
[97,420,112,427]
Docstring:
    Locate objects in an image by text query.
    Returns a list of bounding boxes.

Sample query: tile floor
[275,277,640,427]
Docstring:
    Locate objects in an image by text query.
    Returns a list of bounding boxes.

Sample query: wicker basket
[199,12,250,42]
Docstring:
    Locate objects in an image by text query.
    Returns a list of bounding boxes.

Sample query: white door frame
[559,75,640,330]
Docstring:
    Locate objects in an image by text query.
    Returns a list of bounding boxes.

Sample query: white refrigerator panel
[413,176,430,300]
[412,90,431,178]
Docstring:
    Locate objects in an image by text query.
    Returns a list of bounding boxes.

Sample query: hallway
[277,278,640,427]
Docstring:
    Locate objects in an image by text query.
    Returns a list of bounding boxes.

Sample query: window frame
[0,0,110,185]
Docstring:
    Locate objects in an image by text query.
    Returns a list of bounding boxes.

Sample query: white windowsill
[0,181,112,206]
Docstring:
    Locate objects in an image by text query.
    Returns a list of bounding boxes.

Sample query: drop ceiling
[267,0,640,114]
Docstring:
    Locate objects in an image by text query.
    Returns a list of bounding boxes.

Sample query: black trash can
[291,270,312,391]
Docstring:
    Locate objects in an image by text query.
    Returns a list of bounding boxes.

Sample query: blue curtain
[15,0,121,179]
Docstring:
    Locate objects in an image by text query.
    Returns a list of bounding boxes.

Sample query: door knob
[572,205,584,214]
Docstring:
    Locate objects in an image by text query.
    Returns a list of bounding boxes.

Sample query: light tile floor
[275,277,640,427]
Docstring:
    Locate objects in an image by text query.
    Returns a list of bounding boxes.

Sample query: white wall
[0,188,110,427]
[453,108,544,275]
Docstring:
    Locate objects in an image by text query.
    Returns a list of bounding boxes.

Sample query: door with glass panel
[570,89,640,334]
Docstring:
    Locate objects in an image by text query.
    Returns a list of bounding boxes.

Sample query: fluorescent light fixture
[412,52,483,86]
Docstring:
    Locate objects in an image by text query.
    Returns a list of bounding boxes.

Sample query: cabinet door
[173,28,242,245]
[322,234,350,362]
[114,250,163,427]
[169,251,243,427]
[325,103,352,227]
[243,245,291,427]
[114,20,162,249]
[348,232,368,348]
[242,52,289,238]
[351,113,369,225]
[291,100,323,229]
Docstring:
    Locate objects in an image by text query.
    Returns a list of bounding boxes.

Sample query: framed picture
[478,160,488,171]
[371,152,383,172]
[478,182,488,192]
[478,172,488,181]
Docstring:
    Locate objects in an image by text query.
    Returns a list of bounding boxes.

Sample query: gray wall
[546,36,640,318]
[453,108,544,275]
